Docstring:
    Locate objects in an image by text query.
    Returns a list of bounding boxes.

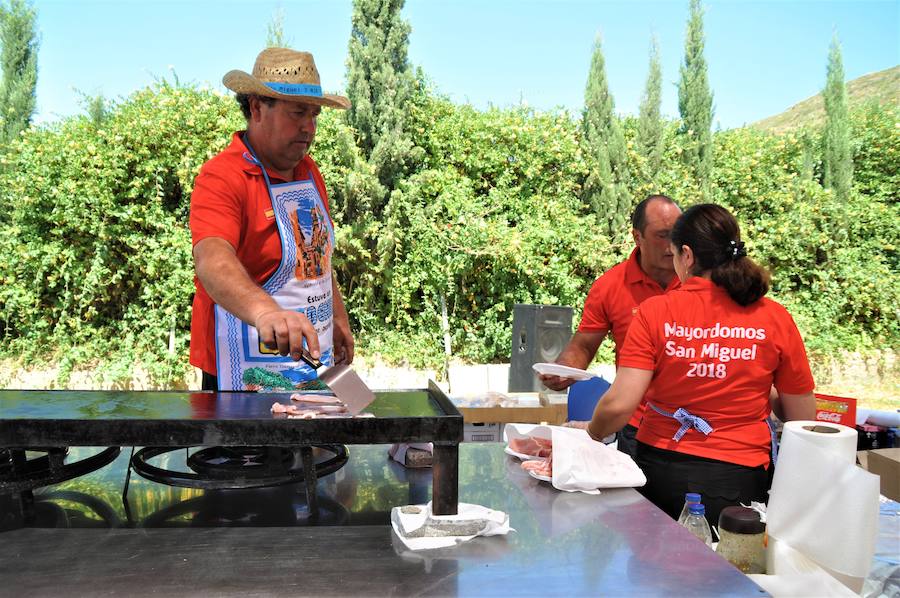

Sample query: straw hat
[223,47,350,110]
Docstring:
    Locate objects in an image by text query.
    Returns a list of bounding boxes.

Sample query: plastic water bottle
[677,492,702,525]
[682,503,713,547]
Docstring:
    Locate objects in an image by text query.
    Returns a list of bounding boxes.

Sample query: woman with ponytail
[584,204,815,525]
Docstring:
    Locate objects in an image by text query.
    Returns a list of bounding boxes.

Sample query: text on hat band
[264,82,323,97]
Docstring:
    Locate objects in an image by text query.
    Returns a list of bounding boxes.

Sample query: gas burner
[188,446,298,479]
[0,447,120,494]
[30,490,122,529]
[130,445,349,490]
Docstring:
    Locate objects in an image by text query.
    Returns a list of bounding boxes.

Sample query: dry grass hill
[751,65,899,134]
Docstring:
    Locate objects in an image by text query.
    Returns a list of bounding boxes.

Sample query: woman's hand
[586,367,653,441]
[563,420,590,430]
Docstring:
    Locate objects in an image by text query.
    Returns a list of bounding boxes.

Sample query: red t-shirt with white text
[619,277,815,468]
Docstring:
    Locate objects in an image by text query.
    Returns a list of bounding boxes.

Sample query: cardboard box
[456,403,568,427]
[867,448,900,502]
[463,422,503,442]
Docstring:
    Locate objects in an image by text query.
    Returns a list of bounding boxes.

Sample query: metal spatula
[297,351,376,415]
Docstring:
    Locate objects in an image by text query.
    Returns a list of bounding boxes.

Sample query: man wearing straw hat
[189,48,354,391]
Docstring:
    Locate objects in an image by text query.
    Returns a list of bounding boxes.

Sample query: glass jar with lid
[715,506,766,574]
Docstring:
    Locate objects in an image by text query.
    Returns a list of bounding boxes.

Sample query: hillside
[752,65,899,133]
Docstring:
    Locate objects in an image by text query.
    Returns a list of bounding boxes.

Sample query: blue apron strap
[767,416,778,466]
[648,402,714,442]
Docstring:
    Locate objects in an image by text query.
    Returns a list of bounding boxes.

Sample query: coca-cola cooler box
[814,393,856,427]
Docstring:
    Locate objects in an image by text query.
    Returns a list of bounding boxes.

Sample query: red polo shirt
[620,277,815,468]
[188,132,332,375]
[578,248,680,427]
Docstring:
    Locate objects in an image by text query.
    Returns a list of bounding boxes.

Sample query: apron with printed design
[214,143,335,391]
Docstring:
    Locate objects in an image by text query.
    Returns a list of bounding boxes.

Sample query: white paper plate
[531,362,594,381]
[527,470,551,482]
[504,445,544,461]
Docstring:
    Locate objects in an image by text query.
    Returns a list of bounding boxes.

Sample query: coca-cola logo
[815,411,842,424]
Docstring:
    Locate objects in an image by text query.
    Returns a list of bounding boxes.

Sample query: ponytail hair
[670,204,770,306]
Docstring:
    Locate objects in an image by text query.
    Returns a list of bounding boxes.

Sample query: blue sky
[31,0,899,129]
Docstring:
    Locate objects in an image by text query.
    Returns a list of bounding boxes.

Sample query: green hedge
[0,81,896,383]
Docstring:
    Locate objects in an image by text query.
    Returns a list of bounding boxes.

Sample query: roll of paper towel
[781,420,858,463]
[767,421,880,593]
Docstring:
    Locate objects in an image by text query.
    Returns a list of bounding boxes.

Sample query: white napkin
[504,423,646,494]
[864,409,900,428]
[390,501,513,551]
[388,442,433,465]
[747,571,857,598]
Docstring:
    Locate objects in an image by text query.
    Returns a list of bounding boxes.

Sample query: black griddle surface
[0,384,462,447]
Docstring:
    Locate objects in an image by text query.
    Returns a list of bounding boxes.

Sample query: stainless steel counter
[0,444,767,597]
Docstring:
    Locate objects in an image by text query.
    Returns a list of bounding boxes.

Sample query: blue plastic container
[566,376,611,421]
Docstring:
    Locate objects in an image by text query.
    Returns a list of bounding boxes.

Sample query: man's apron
[214,141,335,391]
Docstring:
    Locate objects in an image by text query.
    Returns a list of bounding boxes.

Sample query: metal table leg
[431,441,459,515]
[299,446,319,518]
[9,449,35,522]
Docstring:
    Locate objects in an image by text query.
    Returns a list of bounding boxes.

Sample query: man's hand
[539,374,577,391]
[332,315,355,365]
[539,331,606,391]
[254,309,319,362]
[330,275,354,365]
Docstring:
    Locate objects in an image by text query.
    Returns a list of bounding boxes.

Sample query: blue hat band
[264,82,323,97]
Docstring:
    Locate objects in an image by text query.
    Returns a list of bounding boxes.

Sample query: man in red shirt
[190,48,354,391]
[540,195,682,457]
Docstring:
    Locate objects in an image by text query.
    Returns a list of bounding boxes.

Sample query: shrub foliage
[0,79,896,382]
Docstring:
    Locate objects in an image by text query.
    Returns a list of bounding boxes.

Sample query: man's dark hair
[631,194,678,233]
[236,93,277,120]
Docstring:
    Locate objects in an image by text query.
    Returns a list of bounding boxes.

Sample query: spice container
[715,506,766,573]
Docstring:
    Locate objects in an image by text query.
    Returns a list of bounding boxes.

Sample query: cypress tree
[582,34,631,239]
[76,90,108,129]
[677,0,714,195]
[822,34,853,201]
[0,0,38,147]
[346,0,420,201]
[637,35,664,184]
[265,6,290,48]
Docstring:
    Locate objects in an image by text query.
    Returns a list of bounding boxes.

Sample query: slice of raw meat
[272,402,370,419]
[521,455,552,478]
[509,435,552,458]
[289,393,343,405]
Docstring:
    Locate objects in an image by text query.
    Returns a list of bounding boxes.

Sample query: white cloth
[390,501,512,551]
[747,571,857,598]
[856,408,900,428]
[388,442,433,465]
[504,423,646,494]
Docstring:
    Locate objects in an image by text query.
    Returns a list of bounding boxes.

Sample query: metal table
[0,384,462,514]
[0,442,767,596]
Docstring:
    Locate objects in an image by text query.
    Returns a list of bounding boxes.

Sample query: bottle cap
[685,492,701,503]
[688,503,705,515]
[718,506,765,534]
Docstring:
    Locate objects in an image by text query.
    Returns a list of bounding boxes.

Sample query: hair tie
[729,240,746,261]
